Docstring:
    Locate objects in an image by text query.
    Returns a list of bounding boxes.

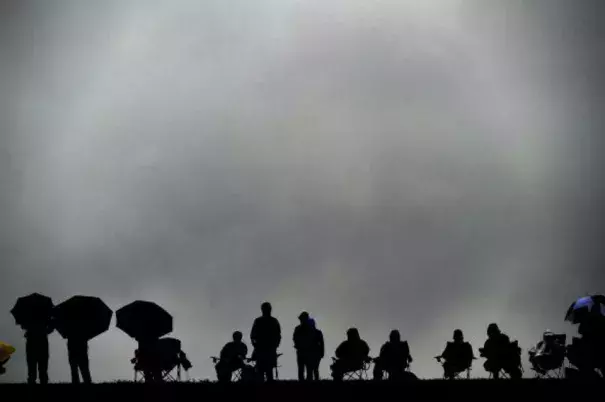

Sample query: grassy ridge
[0,379,601,401]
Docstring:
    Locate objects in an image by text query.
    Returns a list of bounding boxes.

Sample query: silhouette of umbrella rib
[53,296,113,340]
[116,301,173,340]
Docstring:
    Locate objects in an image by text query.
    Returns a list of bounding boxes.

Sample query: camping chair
[246,352,283,381]
[435,356,475,379]
[133,338,191,382]
[211,356,254,382]
[373,357,412,381]
[332,357,372,380]
[529,334,566,379]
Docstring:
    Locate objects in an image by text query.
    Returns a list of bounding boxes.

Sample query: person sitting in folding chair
[133,337,190,382]
[528,331,566,377]
[479,323,522,379]
[331,328,370,381]
[373,330,412,381]
[214,331,250,382]
[435,329,475,379]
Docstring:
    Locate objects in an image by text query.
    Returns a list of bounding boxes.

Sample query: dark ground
[0,380,603,402]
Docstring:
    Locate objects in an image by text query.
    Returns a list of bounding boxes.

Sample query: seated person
[528,331,565,374]
[331,328,370,381]
[373,330,412,380]
[215,331,249,382]
[436,329,474,379]
[479,323,522,379]
[567,334,605,378]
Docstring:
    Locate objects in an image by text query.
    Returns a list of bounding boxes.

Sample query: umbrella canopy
[116,301,173,340]
[53,295,113,340]
[0,341,16,363]
[565,295,605,324]
[10,293,54,330]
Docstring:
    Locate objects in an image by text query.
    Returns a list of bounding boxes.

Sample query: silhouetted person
[436,329,474,379]
[25,320,53,384]
[215,331,248,382]
[373,330,412,381]
[294,311,319,381]
[67,337,91,384]
[567,315,605,377]
[250,302,281,381]
[479,323,522,379]
[528,330,565,375]
[330,328,370,381]
[133,337,162,383]
[308,318,325,381]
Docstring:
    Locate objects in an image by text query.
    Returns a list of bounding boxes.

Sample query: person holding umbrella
[53,295,113,384]
[11,293,54,384]
[116,300,173,383]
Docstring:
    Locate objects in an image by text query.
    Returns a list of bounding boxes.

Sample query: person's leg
[38,339,49,385]
[331,360,343,381]
[80,353,92,384]
[305,361,313,381]
[26,340,37,384]
[68,347,80,384]
[297,352,305,381]
[373,359,383,381]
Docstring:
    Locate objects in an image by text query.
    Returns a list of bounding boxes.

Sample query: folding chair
[133,338,191,382]
[246,352,283,381]
[529,334,567,379]
[332,357,371,381]
[435,356,474,379]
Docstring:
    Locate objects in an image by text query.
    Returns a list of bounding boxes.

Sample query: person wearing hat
[293,311,315,381]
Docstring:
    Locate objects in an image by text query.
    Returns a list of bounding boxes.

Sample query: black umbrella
[11,293,54,330]
[53,295,113,340]
[116,301,173,340]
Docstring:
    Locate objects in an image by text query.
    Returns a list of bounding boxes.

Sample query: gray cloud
[1,0,604,382]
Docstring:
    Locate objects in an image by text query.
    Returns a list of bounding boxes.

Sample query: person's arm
[293,326,300,350]
[335,342,344,359]
[250,319,258,347]
[242,343,248,358]
[405,341,412,362]
[275,319,282,348]
[363,341,370,359]
[319,331,325,358]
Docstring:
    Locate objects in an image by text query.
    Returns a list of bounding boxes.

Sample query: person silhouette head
[233,331,243,343]
[453,329,464,343]
[298,311,310,324]
[346,328,360,341]
[389,330,401,343]
[261,302,272,317]
[487,323,500,338]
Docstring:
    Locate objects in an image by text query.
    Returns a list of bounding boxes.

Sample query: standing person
[308,318,325,381]
[293,312,314,381]
[67,336,91,384]
[250,302,281,381]
[25,320,53,384]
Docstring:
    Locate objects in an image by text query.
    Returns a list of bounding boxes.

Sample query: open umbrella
[0,341,15,363]
[10,293,54,330]
[53,295,113,340]
[565,295,605,324]
[116,301,172,340]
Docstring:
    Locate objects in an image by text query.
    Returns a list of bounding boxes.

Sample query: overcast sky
[1,0,604,382]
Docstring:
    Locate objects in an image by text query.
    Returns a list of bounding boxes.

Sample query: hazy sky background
[1,0,604,382]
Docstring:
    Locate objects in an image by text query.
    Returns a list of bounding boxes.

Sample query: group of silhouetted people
[10,299,605,383]
[212,302,525,382]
